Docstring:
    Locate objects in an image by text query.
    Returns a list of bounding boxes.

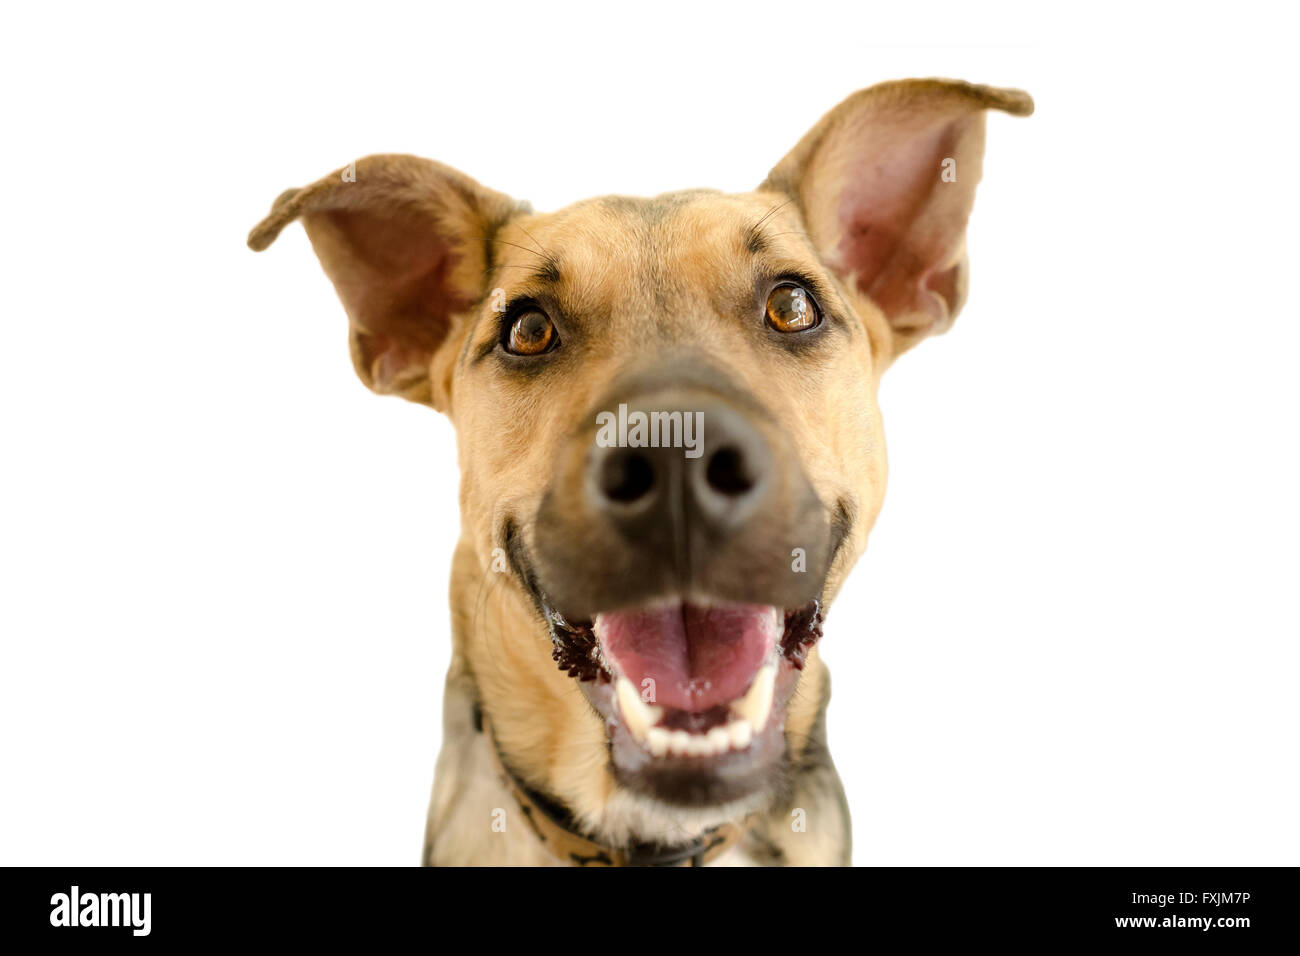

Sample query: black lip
[503,519,560,620]
[826,497,855,575]
[503,520,604,680]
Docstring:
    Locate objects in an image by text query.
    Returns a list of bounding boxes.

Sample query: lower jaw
[581,654,805,807]
[551,600,825,808]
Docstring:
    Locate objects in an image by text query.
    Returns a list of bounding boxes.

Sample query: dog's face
[459,191,875,809]
[250,79,1031,829]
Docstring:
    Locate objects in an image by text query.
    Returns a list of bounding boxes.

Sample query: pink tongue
[595,602,778,712]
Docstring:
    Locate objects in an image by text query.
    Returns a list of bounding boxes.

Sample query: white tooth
[646,727,670,757]
[707,727,730,754]
[669,730,691,757]
[727,719,753,750]
[615,677,661,742]
[732,661,776,732]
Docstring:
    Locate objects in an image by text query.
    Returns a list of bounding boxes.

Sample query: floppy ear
[248,155,522,409]
[762,78,1032,357]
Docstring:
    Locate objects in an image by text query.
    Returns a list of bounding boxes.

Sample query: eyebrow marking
[525,258,561,285]
[744,197,796,255]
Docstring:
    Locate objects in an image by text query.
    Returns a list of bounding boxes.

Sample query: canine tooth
[727,719,753,750]
[646,727,671,757]
[615,677,661,741]
[732,661,776,732]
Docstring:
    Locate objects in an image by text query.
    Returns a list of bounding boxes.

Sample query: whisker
[515,224,553,260]
[745,197,796,246]
[485,237,551,262]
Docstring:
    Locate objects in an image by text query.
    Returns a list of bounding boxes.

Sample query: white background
[2,2,1296,866]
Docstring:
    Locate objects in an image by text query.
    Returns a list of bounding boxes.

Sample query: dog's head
[250,79,1031,830]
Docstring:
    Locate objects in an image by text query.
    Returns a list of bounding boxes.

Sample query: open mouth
[504,494,838,805]
[543,592,824,804]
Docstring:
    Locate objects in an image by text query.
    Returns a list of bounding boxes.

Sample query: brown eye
[765,284,820,333]
[506,309,557,355]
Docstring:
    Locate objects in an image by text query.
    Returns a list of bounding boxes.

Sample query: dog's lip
[502,521,594,627]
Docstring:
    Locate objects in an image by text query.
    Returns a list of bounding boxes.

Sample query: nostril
[705,446,754,497]
[599,450,655,504]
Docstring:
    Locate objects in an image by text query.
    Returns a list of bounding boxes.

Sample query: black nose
[587,402,771,536]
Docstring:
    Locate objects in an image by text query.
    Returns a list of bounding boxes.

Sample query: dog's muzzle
[512,358,842,807]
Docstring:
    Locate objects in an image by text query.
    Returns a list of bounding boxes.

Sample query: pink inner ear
[924,261,962,316]
[321,209,466,393]
[832,115,973,333]
[361,334,429,392]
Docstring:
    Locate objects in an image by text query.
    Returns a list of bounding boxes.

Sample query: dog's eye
[505,309,558,355]
[765,284,820,333]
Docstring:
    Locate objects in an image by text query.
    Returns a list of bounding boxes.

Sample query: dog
[248,78,1032,866]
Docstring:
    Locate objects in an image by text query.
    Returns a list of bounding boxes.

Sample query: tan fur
[249,78,1031,866]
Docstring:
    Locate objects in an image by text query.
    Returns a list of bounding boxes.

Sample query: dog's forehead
[499,189,794,290]
[546,188,774,235]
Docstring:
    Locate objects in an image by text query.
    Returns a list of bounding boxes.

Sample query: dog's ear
[762,79,1032,357]
[248,155,521,409]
